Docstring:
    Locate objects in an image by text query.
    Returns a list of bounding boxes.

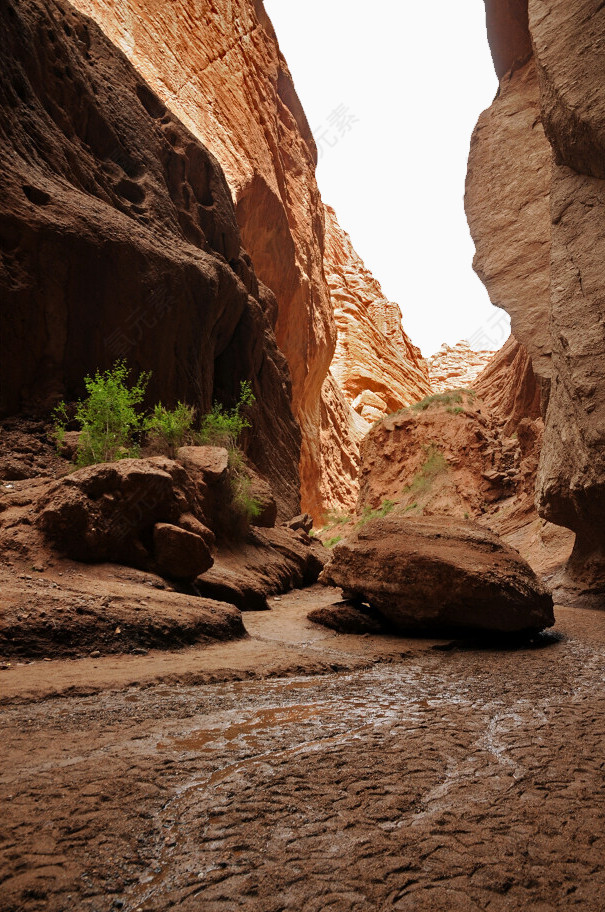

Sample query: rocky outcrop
[323,206,431,424]
[65,0,429,520]
[64,0,333,517]
[194,527,326,611]
[357,390,521,521]
[465,58,552,378]
[428,341,495,394]
[475,335,541,434]
[467,1,605,590]
[0,0,300,517]
[321,516,554,635]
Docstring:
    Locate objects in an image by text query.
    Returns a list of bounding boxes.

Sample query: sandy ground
[2,589,605,911]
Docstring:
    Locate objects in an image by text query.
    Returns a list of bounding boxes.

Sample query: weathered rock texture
[64,0,331,517]
[323,206,431,425]
[475,335,541,435]
[467,0,605,590]
[321,516,554,635]
[65,0,427,520]
[0,0,300,517]
[428,341,495,394]
[466,58,552,378]
[357,391,523,522]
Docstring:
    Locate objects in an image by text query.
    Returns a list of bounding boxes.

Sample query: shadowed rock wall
[0,0,301,517]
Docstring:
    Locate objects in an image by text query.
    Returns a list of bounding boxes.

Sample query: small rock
[90,650,101,658]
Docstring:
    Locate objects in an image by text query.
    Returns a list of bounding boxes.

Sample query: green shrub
[145,401,196,457]
[324,535,342,548]
[198,381,255,449]
[55,361,150,466]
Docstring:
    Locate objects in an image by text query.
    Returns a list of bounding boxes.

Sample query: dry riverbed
[2,587,605,911]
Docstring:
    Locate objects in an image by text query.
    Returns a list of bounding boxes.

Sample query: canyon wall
[66,0,428,519]
[428,341,494,394]
[323,206,431,427]
[467,0,605,590]
[0,0,301,516]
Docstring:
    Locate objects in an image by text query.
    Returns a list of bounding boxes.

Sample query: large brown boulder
[153,523,213,581]
[321,516,554,635]
[36,457,211,576]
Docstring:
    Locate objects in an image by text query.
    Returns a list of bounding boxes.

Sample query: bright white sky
[263,0,510,358]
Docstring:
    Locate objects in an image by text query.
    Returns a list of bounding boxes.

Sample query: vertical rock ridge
[467,0,605,591]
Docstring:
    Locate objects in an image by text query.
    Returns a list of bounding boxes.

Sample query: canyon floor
[2,586,605,912]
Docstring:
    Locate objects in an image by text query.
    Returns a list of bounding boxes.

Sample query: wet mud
[2,599,605,911]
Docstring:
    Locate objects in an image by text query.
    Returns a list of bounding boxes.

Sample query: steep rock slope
[0,0,300,516]
[475,335,541,434]
[67,0,429,520]
[323,206,431,425]
[67,0,335,517]
[466,0,605,592]
[429,341,494,394]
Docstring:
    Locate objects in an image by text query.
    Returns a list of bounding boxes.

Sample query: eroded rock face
[65,0,334,517]
[475,336,542,435]
[0,0,300,518]
[428,341,495,395]
[324,206,431,424]
[321,516,554,635]
[468,1,605,589]
[65,0,429,520]
[465,58,552,378]
[357,391,522,521]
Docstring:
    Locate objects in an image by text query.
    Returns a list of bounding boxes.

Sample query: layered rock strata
[467,0,605,590]
[0,0,300,517]
[475,335,541,434]
[66,0,334,517]
[66,0,429,519]
[323,206,431,425]
[428,341,495,394]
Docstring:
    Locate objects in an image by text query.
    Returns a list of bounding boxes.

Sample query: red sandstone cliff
[66,0,429,520]
[65,0,335,518]
[323,206,430,426]
[0,0,301,516]
[428,341,494,395]
[466,0,605,593]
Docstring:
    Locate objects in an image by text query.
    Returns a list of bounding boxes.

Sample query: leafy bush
[54,361,149,466]
[198,381,255,449]
[145,401,196,457]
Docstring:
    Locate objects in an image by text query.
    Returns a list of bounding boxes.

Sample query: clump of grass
[356,498,396,528]
[403,445,448,496]
[411,390,463,412]
[324,535,342,548]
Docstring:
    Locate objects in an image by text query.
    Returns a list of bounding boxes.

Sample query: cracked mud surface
[2,599,605,911]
